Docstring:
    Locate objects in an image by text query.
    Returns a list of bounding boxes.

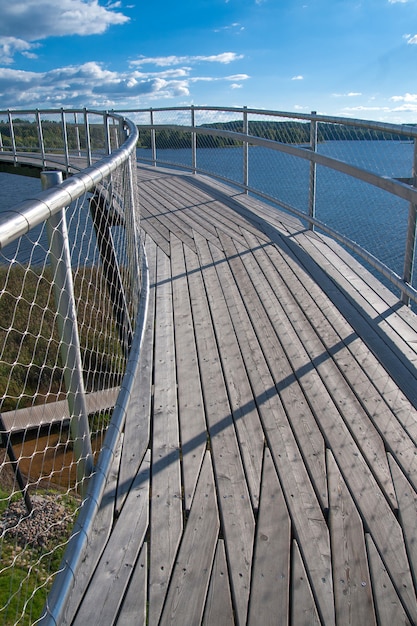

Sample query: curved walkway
[65,164,417,625]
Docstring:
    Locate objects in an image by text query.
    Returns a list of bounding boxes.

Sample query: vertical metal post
[0,132,3,151]
[84,108,92,166]
[104,111,111,155]
[35,110,46,168]
[126,151,142,302]
[150,109,156,167]
[74,112,81,157]
[191,106,197,174]
[308,111,318,230]
[61,109,70,174]
[42,171,93,489]
[8,110,17,165]
[402,138,417,305]
[243,106,249,193]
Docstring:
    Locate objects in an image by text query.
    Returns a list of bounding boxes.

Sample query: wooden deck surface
[66,164,417,625]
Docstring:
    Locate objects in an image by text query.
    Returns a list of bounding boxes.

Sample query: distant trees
[137,120,416,149]
[0,119,106,152]
[1,118,414,153]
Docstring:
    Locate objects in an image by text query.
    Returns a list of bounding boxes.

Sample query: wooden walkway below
[65,164,417,625]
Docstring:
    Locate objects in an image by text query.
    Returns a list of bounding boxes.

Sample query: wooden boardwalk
[65,164,417,625]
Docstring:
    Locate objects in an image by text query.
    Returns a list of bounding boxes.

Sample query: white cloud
[291,75,304,81]
[225,74,250,81]
[230,83,243,89]
[0,37,40,65]
[131,53,244,68]
[342,105,391,113]
[388,0,409,3]
[0,0,129,63]
[391,92,417,102]
[0,59,249,109]
[214,23,245,33]
[405,34,417,44]
[332,92,362,97]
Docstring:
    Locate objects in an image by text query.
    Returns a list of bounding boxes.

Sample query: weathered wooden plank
[327,450,376,625]
[242,229,397,508]
[208,232,334,625]
[116,542,147,626]
[167,177,255,246]
[254,226,417,496]
[73,451,150,625]
[366,534,412,626]
[144,177,222,247]
[292,229,417,405]
[202,540,235,626]
[141,186,197,252]
[247,448,291,626]
[182,173,304,236]
[116,234,156,510]
[291,540,321,626]
[307,230,417,357]
[148,246,183,626]
[217,228,328,511]
[170,233,206,510]
[194,230,264,510]
[166,179,252,239]
[139,205,171,256]
[160,452,219,626]
[239,231,417,622]
[388,454,417,586]
[184,243,255,626]
[63,434,124,624]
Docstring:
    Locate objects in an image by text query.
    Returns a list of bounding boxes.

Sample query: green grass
[0,264,126,412]
[0,489,80,625]
[0,262,127,622]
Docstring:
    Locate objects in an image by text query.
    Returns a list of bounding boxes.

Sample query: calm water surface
[0,141,415,286]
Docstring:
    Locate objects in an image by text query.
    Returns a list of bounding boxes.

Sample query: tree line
[0,119,106,151]
[1,118,415,152]
[137,120,417,149]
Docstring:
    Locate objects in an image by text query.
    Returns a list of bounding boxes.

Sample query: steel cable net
[0,153,140,624]
[313,121,413,294]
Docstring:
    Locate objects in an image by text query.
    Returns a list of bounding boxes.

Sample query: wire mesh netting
[132,106,417,300]
[0,111,140,625]
[2,104,417,623]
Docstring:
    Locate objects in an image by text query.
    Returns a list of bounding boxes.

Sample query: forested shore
[0,118,415,151]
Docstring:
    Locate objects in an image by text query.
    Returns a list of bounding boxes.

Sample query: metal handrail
[0,109,145,624]
[116,105,417,306]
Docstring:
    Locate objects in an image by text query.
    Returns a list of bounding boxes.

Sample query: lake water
[0,141,415,290]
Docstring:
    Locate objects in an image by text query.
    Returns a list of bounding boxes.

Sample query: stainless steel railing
[0,109,148,625]
[117,105,417,306]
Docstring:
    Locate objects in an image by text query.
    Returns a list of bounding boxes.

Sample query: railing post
[8,110,17,165]
[243,106,249,193]
[308,110,318,229]
[35,110,46,168]
[402,138,417,305]
[42,171,93,490]
[150,108,156,166]
[84,108,92,166]
[0,132,3,152]
[191,105,197,174]
[74,112,81,157]
[104,111,111,155]
[61,109,70,174]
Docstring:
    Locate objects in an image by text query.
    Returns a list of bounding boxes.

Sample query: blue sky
[1,0,417,122]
